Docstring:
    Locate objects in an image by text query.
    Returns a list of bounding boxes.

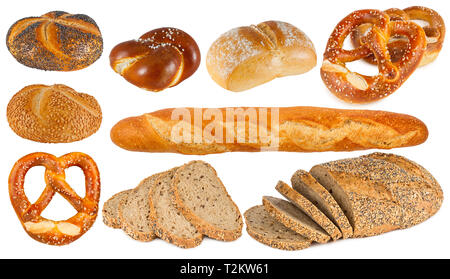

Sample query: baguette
[110,106,428,155]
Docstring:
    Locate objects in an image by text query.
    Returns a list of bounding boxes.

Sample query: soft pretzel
[351,6,445,67]
[8,152,101,246]
[321,9,426,103]
[109,27,200,92]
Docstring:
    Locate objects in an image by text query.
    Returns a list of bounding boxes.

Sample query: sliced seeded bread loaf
[244,205,312,250]
[149,168,203,248]
[262,196,331,243]
[291,170,353,239]
[118,174,161,241]
[102,189,133,229]
[275,181,342,241]
[310,154,443,237]
[171,160,243,241]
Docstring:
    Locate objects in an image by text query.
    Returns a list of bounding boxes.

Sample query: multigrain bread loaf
[206,20,316,91]
[291,170,353,239]
[118,174,161,241]
[110,106,428,155]
[246,152,442,250]
[244,205,312,251]
[6,11,103,71]
[275,181,342,240]
[7,84,102,143]
[262,196,331,243]
[310,154,443,237]
[149,168,203,248]
[171,161,243,241]
[102,189,133,229]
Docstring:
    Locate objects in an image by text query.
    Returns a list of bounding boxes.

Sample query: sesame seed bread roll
[6,11,103,71]
[206,20,316,92]
[310,153,443,238]
[7,84,102,143]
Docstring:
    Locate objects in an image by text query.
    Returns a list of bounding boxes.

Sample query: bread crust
[7,84,102,143]
[110,106,428,154]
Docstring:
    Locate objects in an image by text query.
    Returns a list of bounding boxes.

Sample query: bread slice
[262,196,330,243]
[171,160,243,241]
[118,174,161,241]
[244,205,312,250]
[275,181,342,240]
[102,189,133,229]
[291,170,353,239]
[310,156,419,237]
[149,168,203,248]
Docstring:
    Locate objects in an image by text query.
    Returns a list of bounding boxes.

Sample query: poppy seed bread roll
[7,84,102,143]
[6,11,103,71]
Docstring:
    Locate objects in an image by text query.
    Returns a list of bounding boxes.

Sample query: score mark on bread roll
[7,84,102,143]
[206,21,317,92]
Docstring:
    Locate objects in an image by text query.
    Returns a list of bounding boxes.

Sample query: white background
[1,0,449,259]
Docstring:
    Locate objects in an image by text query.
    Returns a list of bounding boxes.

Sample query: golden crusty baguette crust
[310,153,443,237]
[206,20,316,92]
[110,106,428,155]
[7,84,102,143]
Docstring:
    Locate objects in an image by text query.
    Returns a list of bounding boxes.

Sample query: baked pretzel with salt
[351,6,446,67]
[321,9,427,103]
[8,152,101,246]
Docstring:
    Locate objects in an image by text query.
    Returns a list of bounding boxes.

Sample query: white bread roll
[206,20,316,92]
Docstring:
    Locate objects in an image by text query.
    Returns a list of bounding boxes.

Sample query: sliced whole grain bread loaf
[149,168,203,248]
[309,154,443,237]
[171,160,243,241]
[118,174,161,241]
[102,189,133,229]
[262,196,331,243]
[291,169,353,239]
[244,205,312,250]
[275,181,342,241]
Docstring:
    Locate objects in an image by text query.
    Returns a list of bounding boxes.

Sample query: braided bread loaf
[6,11,103,71]
[109,27,200,92]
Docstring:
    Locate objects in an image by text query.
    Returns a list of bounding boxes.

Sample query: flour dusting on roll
[206,20,316,92]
